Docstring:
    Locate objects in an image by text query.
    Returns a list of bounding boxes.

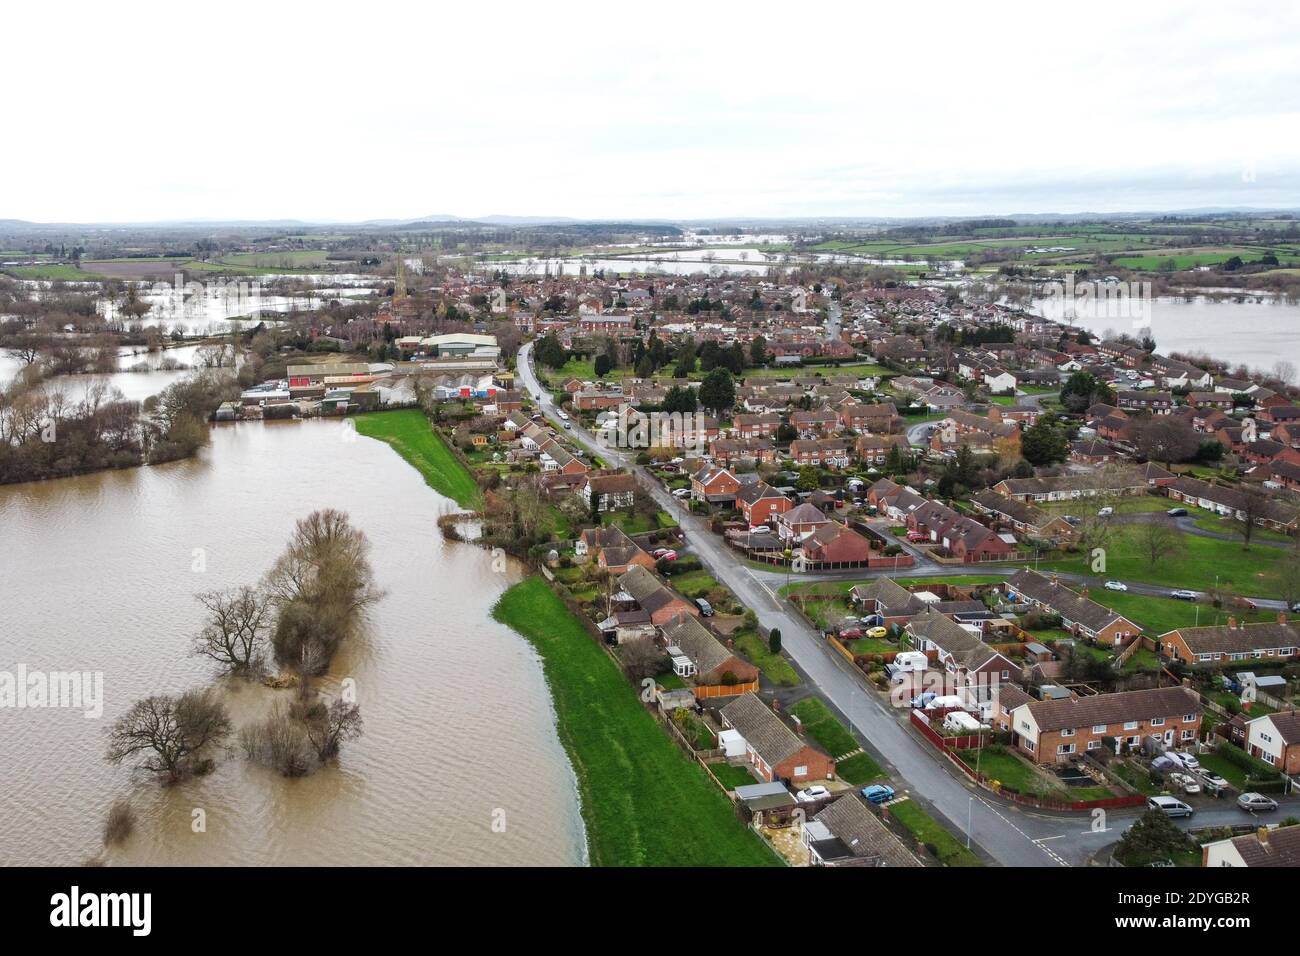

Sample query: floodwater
[0,420,586,866]
[1032,293,1300,374]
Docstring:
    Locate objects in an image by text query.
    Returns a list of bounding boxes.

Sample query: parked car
[1168,751,1201,772]
[1063,515,1082,525]
[908,691,938,709]
[1198,771,1231,794]
[657,550,678,562]
[1104,580,1128,592]
[861,784,896,805]
[1169,772,1202,795]
[864,626,888,639]
[1167,507,1189,517]
[694,598,714,617]
[1097,506,1114,517]
[652,548,672,559]
[1147,795,1194,818]
[1170,589,1198,601]
[796,785,830,803]
[906,530,928,542]
[562,422,572,429]
[1237,792,1279,813]
[671,488,691,499]
[748,526,771,535]
[838,626,864,640]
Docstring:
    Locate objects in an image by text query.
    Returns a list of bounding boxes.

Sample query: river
[0,420,586,866]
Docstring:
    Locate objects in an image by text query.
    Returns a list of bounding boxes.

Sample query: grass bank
[493,577,779,867]
[354,409,481,509]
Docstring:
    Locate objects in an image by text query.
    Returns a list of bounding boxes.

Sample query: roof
[906,607,998,670]
[1007,569,1135,634]
[812,795,920,867]
[720,693,822,768]
[659,614,732,675]
[1219,826,1300,867]
[1164,619,1300,656]
[1018,686,1200,732]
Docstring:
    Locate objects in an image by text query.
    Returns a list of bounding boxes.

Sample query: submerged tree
[106,689,231,784]
[192,585,273,677]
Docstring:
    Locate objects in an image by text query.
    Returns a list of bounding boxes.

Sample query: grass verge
[354,409,481,509]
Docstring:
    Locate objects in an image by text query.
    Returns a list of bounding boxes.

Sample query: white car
[671,488,691,499]
[748,526,771,535]
[1097,506,1114,517]
[796,786,830,803]
[1169,751,1201,772]
[1168,772,1202,795]
[1104,580,1128,592]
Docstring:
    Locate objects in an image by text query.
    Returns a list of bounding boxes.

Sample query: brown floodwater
[0,419,586,866]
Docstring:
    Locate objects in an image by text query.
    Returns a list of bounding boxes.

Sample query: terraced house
[1010,686,1202,764]
[1160,615,1299,666]
[1005,570,1142,647]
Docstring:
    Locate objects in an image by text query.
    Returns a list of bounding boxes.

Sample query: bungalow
[1005,570,1142,647]
[850,578,985,629]
[719,693,835,783]
[658,614,759,689]
[907,500,1017,562]
[1203,824,1300,867]
[805,795,921,867]
[866,478,927,521]
[617,565,699,626]
[538,440,589,476]
[582,472,638,513]
[1009,686,1202,764]
[736,482,792,529]
[575,525,656,574]
[1160,615,1299,666]
[969,490,1076,544]
[1165,476,1300,533]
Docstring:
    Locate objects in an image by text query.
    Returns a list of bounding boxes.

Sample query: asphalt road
[514,343,1297,865]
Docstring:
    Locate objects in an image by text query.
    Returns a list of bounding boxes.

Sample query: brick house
[789,438,852,469]
[719,692,835,784]
[690,464,741,504]
[1005,569,1142,647]
[1009,686,1202,764]
[1160,615,1299,666]
[575,525,655,573]
[798,521,873,566]
[776,502,832,543]
[736,482,792,529]
[854,433,911,465]
[732,413,782,439]
[659,614,758,689]
[1242,712,1300,773]
[618,565,699,626]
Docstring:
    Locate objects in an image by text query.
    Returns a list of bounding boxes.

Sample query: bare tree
[192,585,273,676]
[303,699,364,762]
[620,636,666,683]
[1134,416,1199,466]
[1234,483,1269,550]
[106,690,231,783]
[1136,516,1184,568]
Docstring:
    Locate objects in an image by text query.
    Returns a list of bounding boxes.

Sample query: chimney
[1258,826,1270,848]
[1279,612,1289,626]
[1227,616,1238,630]
[1080,585,1089,598]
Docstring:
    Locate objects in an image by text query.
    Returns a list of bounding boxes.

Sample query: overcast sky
[4,0,1299,223]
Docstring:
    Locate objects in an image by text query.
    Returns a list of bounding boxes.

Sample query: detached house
[690,464,741,504]
[618,565,699,626]
[719,693,835,784]
[658,614,758,691]
[582,472,638,512]
[905,608,1015,719]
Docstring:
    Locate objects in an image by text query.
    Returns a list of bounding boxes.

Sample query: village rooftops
[1019,685,1200,733]
[1161,618,1299,658]
[1006,569,1139,636]
[811,795,921,867]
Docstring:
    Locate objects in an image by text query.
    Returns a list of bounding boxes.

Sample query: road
[514,343,1297,865]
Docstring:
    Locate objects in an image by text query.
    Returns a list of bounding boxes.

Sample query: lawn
[1037,524,1284,597]
[354,409,482,509]
[888,799,982,867]
[1085,590,1272,637]
[790,698,859,759]
[956,747,1053,796]
[668,569,723,598]
[834,751,886,786]
[708,762,759,791]
[494,578,778,866]
[732,629,801,686]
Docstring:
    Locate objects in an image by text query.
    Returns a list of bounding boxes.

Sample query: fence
[908,710,1147,812]
[693,679,760,700]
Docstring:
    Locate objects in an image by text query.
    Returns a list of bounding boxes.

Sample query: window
[1057,743,1076,755]
[1087,740,1101,750]
[794,765,808,777]
[1124,721,1139,730]
[1024,739,1035,752]
[1184,714,1195,722]
[1092,724,1107,734]
[1061,728,1075,737]
[1151,717,1165,726]
[1261,733,1273,744]
[1181,730,1195,741]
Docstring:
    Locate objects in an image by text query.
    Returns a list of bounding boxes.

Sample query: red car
[839,627,863,640]
[906,531,927,543]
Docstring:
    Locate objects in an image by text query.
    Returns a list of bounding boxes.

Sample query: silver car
[1237,792,1279,813]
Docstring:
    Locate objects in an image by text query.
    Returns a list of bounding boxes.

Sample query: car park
[796,785,829,803]
[1237,792,1279,813]
[1104,581,1128,592]
[1147,795,1194,818]
[861,784,896,805]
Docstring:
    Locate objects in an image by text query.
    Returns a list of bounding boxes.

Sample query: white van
[1147,795,1194,819]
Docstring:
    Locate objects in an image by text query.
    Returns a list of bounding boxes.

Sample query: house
[866,478,927,521]
[1165,476,1300,533]
[732,413,782,439]
[776,502,832,543]
[854,433,911,465]
[658,614,758,689]
[798,521,874,567]
[1005,570,1142,647]
[805,795,921,867]
[736,482,792,529]
[718,693,835,783]
[690,464,741,504]
[596,608,657,644]
[617,565,699,626]
[789,438,852,469]
[907,500,1017,562]
[575,525,656,573]
[709,437,778,467]
[582,472,638,512]
[1242,712,1300,773]
[1203,825,1300,867]
[791,409,840,437]
[839,402,902,434]
[1009,686,1202,764]
[969,490,1076,544]
[1160,615,1299,666]
[906,607,1016,718]
[850,578,985,629]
